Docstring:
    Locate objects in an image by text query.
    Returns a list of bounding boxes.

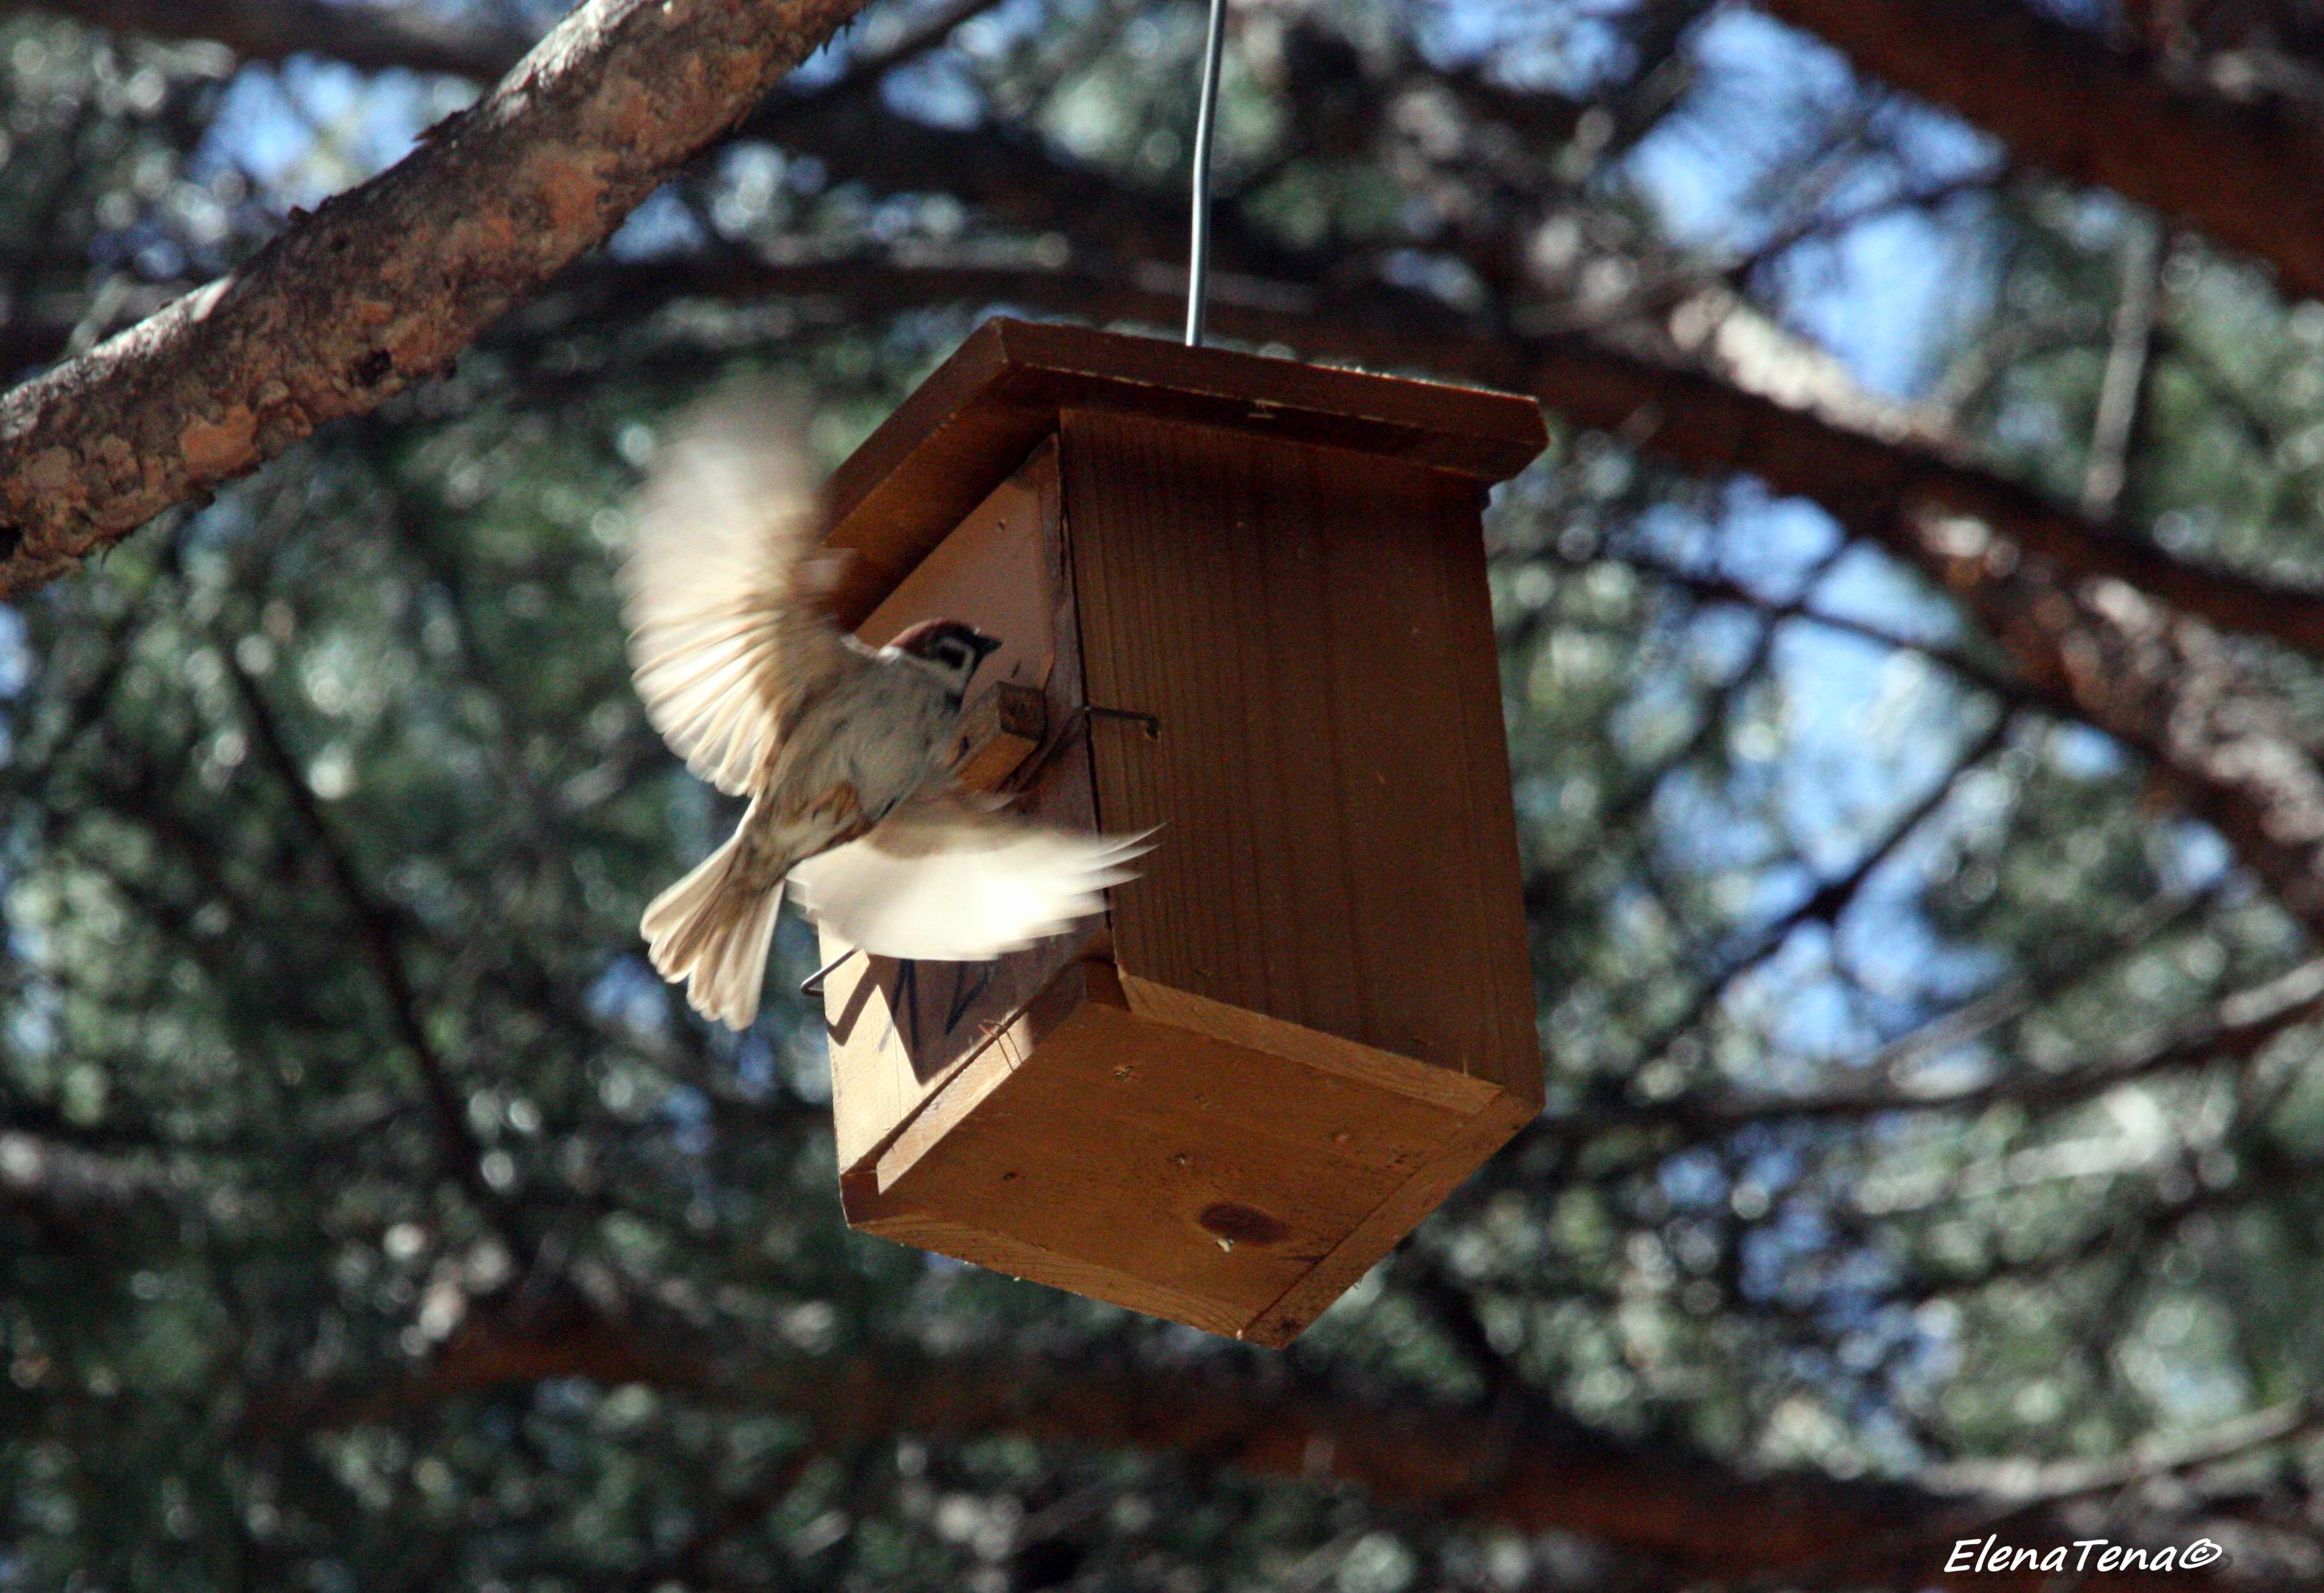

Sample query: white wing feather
[620,382,853,796]
[788,791,1151,961]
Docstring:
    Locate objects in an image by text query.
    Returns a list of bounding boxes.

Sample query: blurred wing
[788,790,1152,961]
[620,381,855,795]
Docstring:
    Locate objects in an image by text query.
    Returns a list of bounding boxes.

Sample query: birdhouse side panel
[819,441,1108,1172]
[1059,409,1539,1101]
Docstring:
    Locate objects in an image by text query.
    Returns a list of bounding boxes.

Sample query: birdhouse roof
[821,318,1546,628]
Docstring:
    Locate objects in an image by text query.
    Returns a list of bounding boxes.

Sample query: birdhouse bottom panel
[835,959,1536,1345]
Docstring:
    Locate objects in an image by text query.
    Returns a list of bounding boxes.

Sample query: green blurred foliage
[7,0,2324,1587]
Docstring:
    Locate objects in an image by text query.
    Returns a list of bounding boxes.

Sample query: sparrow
[619,381,1148,1029]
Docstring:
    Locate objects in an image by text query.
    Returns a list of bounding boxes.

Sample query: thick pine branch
[265,1292,2277,1593]
[1759,0,2324,301]
[1644,954,2324,1129]
[30,0,2324,679]
[0,0,876,597]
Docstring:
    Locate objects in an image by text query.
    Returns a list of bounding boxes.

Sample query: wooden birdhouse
[812,318,1546,1344]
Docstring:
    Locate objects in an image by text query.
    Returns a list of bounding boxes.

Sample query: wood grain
[1241,1084,1539,1345]
[850,961,1536,1341]
[1116,974,1501,1118]
[817,327,1545,1341]
[822,318,1545,628]
[860,964,1481,1333]
[1062,408,1542,1103]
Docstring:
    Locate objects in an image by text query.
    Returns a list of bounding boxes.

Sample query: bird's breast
[774,664,958,818]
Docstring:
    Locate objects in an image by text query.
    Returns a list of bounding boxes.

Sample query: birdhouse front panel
[813,319,1547,1344]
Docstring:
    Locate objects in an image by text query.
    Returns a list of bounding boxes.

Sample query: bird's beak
[969,632,1004,676]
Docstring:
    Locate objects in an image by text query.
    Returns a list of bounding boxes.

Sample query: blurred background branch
[10,0,2324,1587]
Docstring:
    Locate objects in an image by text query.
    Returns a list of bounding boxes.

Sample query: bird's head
[890,618,1003,698]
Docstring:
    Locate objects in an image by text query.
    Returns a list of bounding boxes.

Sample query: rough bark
[268,1291,2272,1593]
[0,0,874,598]
[1539,345,2324,942]
[72,0,2324,314]
[1921,520,2324,929]
[1759,0,2324,302]
[13,0,1333,281]
[36,0,2324,669]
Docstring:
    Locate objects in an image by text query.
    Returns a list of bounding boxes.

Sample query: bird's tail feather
[642,832,785,1029]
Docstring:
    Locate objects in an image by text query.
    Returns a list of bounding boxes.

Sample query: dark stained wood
[821,318,1547,627]
[1062,408,1541,1100]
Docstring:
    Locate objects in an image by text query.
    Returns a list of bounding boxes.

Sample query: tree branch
[1654,953,2324,1131]
[574,253,2324,940]
[1758,0,2324,302]
[581,251,2324,666]
[44,0,2324,674]
[2082,218,2166,519]
[269,1292,2280,1592]
[0,0,876,597]
[0,1129,178,1220]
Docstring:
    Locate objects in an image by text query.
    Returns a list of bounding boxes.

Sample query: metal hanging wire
[1184,0,1230,347]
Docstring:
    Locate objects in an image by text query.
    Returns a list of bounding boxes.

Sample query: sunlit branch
[1760,0,2324,301]
[0,0,879,595]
